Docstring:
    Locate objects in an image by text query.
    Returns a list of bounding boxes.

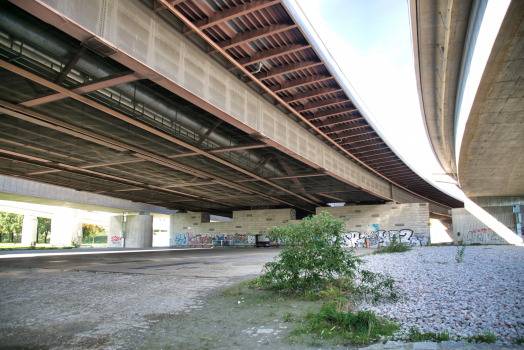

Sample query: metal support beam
[293,97,348,113]
[305,106,357,120]
[252,156,273,174]
[280,87,343,103]
[324,120,369,134]
[332,128,374,141]
[194,0,281,30]
[267,75,333,93]
[0,98,314,210]
[238,44,312,66]
[217,24,297,51]
[254,60,323,80]
[20,72,140,107]
[194,119,222,147]
[153,0,185,12]
[314,113,362,127]
[276,157,323,204]
[54,46,87,85]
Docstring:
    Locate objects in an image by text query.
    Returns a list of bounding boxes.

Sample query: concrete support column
[108,215,125,248]
[21,215,37,246]
[125,214,153,248]
[50,209,83,246]
[108,214,153,248]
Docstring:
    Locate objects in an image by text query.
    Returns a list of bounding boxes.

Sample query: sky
[294,0,464,200]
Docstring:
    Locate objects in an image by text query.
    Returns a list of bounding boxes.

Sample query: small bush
[374,235,412,254]
[467,331,497,343]
[294,302,398,345]
[256,211,362,293]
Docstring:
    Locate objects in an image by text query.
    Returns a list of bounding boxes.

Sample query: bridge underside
[0,0,461,218]
[0,3,385,217]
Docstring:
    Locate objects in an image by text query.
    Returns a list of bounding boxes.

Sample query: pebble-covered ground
[360,245,524,344]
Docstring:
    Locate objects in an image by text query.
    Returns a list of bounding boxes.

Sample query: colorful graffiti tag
[342,229,428,248]
[170,233,255,246]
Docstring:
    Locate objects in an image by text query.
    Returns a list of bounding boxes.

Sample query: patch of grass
[374,235,412,255]
[292,302,399,346]
[406,326,450,343]
[466,331,497,344]
[514,336,524,345]
[435,261,449,265]
[283,312,293,322]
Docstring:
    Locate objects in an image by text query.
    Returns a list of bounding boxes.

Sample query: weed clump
[456,239,466,263]
[466,331,497,343]
[374,235,412,254]
[406,326,450,342]
[292,302,398,346]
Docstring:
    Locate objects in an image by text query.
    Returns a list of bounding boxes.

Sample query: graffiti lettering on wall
[463,227,508,244]
[342,229,429,248]
[110,236,121,242]
[170,233,257,246]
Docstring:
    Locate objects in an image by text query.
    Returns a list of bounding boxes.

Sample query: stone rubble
[359,246,524,344]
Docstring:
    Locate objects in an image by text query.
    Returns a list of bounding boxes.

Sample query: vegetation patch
[247,211,402,346]
[374,234,412,254]
[291,301,399,346]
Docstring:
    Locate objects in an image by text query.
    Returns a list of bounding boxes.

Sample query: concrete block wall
[317,203,431,247]
[451,206,516,244]
[169,209,296,246]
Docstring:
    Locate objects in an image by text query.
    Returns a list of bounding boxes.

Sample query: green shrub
[374,235,412,254]
[256,211,362,293]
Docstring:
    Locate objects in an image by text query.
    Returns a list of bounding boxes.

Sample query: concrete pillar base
[21,215,37,246]
[108,214,153,248]
[50,209,83,246]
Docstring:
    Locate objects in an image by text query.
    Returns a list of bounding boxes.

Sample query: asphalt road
[0,247,285,278]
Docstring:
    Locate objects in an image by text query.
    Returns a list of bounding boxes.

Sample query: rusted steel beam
[194,119,222,147]
[55,46,87,85]
[195,0,282,30]
[20,72,140,107]
[153,0,185,12]
[267,75,333,93]
[313,113,363,127]
[237,44,312,66]
[316,192,346,202]
[331,127,374,140]
[0,96,315,209]
[323,120,369,134]
[280,87,343,103]
[293,97,348,113]
[218,23,297,50]
[304,106,357,120]
[337,134,381,145]
[254,60,323,80]
[276,157,323,204]
[0,149,237,207]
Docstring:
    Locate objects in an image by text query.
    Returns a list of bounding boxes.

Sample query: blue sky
[294,0,463,199]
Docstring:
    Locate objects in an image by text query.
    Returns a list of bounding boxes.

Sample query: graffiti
[463,228,507,245]
[170,233,188,246]
[247,235,255,244]
[342,229,428,248]
[188,233,213,245]
[110,236,121,242]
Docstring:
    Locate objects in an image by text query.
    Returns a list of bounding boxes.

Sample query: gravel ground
[360,246,524,344]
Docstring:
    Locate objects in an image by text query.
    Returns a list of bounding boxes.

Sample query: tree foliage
[0,211,23,242]
[258,211,361,292]
[82,224,105,243]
